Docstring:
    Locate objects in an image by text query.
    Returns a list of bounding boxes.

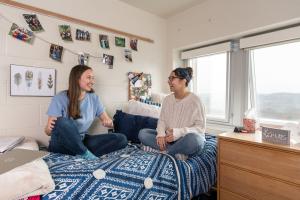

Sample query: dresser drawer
[219,139,300,185]
[219,189,249,200]
[220,164,300,200]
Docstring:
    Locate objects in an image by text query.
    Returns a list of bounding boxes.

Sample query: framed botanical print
[10,64,56,97]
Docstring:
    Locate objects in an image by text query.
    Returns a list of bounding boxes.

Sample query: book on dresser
[217,132,300,200]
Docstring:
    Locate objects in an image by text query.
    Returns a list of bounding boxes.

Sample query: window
[188,52,229,122]
[249,41,300,123]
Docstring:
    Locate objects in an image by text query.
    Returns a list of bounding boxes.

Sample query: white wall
[166,0,300,132]
[167,0,300,68]
[0,0,167,145]
[167,0,300,67]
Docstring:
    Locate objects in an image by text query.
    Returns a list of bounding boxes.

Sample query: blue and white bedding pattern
[42,135,217,200]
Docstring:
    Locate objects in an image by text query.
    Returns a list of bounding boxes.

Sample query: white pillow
[151,92,167,104]
[127,100,161,118]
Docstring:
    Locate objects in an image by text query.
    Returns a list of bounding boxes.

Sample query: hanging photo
[124,49,132,62]
[115,37,125,47]
[76,29,90,41]
[99,34,109,49]
[8,23,34,43]
[23,14,44,32]
[49,44,63,62]
[130,39,138,51]
[59,25,72,41]
[78,52,89,65]
[102,54,114,68]
[10,64,56,97]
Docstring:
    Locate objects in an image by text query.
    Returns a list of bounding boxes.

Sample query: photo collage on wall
[7,12,141,75]
[128,72,152,100]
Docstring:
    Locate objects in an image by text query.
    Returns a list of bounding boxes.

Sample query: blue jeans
[138,128,205,156]
[48,117,128,157]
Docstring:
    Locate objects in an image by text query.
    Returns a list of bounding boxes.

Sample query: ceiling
[119,0,207,18]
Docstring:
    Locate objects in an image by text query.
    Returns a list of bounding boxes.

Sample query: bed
[41,135,217,200]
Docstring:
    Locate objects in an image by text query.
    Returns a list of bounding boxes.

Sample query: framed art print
[10,64,56,97]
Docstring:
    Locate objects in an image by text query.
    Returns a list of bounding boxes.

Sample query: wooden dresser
[217,132,300,200]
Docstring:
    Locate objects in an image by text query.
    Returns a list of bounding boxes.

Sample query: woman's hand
[165,128,174,143]
[156,136,166,151]
[100,112,114,128]
[102,118,113,128]
[45,117,57,136]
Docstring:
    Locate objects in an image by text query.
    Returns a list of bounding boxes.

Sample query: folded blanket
[1,137,54,200]
[0,158,55,200]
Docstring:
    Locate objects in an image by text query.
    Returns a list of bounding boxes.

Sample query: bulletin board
[128,72,152,100]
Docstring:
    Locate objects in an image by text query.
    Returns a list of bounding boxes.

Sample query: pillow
[127,100,161,118]
[151,92,167,104]
[138,98,161,107]
[113,110,158,143]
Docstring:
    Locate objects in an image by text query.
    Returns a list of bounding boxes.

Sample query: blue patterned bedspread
[42,135,217,200]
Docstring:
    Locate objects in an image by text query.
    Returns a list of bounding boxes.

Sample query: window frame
[246,40,300,125]
[187,52,232,124]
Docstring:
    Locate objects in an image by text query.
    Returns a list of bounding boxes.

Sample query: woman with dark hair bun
[139,67,206,160]
[45,65,127,160]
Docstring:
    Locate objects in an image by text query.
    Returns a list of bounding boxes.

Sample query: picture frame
[128,72,152,100]
[10,64,56,97]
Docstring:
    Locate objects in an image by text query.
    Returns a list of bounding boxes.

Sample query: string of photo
[0,12,137,69]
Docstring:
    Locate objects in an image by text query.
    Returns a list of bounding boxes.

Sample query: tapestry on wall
[128,72,151,100]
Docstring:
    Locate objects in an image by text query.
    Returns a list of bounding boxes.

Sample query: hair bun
[186,67,193,77]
